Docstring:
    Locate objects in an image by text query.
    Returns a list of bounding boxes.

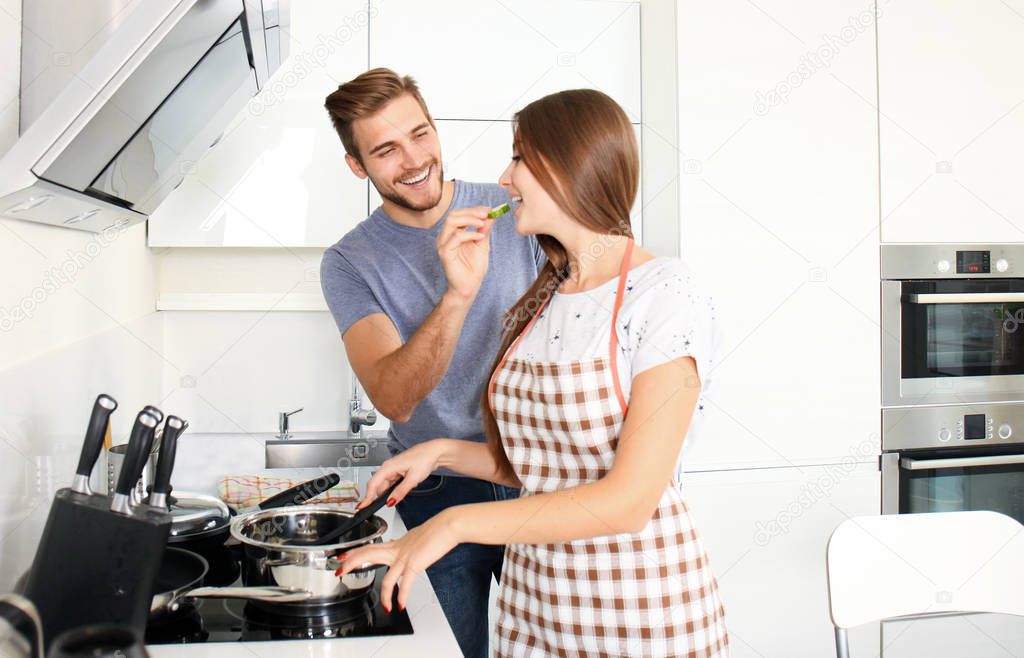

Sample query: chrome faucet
[277,407,303,439]
[349,377,377,435]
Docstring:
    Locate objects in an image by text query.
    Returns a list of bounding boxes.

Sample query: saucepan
[231,505,389,600]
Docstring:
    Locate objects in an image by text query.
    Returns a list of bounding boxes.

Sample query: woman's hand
[335,510,460,612]
[437,206,494,306]
[356,439,448,509]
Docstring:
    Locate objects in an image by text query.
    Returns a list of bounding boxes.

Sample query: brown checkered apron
[487,240,729,657]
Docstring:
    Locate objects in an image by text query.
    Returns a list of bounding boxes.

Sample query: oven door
[880,449,1024,523]
[882,279,1024,406]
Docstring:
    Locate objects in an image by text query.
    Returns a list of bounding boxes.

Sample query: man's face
[347,93,444,212]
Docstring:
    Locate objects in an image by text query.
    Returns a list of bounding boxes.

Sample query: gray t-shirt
[320,180,545,467]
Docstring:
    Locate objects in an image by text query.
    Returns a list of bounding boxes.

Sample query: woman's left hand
[335,511,460,613]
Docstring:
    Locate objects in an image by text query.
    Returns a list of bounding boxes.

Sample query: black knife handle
[152,416,186,498]
[143,405,164,424]
[259,472,342,510]
[74,394,117,479]
[114,411,158,498]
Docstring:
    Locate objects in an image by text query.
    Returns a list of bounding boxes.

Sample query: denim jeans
[396,474,520,658]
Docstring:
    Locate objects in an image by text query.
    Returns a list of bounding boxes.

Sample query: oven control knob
[938,428,951,442]
[998,423,1013,439]
[996,258,1010,273]
[937,259,951,273]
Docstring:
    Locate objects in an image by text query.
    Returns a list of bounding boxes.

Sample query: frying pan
[149,547,311,621]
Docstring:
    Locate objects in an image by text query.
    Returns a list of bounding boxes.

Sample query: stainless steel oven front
[880,403,1024,522]
[882,244,1024,408]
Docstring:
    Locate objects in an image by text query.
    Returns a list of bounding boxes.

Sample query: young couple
[320,68,728,658]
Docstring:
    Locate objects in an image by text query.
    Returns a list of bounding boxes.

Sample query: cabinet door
[369,120,643,242]
[683,465,881,658]
[676,0,879,468]
[368,0,640,122]
[878,0,1024,242]
[148,0,370,247]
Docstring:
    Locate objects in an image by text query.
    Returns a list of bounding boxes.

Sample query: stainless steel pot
[230,505,388,600]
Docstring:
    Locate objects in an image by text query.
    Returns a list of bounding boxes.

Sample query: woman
[337,89,729,657]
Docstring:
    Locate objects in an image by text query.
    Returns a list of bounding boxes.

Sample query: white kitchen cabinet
[676,0,879,468]
[148,0,370,247]
[370,120,643,242]
[682,464,881,658]
[878,0,1024,243]
[368,0,641,122]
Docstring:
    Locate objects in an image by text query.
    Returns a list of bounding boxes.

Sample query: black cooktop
[145,571,413,644]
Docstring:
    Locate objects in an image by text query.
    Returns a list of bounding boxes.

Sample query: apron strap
[487,294,551,414]
[487,238,635,416]
[608,239,633,415]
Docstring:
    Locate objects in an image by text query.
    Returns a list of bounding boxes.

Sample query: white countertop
[148,507,461,658]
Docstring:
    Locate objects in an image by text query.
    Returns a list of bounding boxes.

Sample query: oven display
[964,413,987,440]
[956,250,991,274]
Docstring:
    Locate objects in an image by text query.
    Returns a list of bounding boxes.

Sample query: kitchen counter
[148,507,461,658]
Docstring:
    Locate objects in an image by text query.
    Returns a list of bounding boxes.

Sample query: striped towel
[218,474,359,509]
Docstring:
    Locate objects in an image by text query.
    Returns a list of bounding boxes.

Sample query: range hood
[0,0,289,233]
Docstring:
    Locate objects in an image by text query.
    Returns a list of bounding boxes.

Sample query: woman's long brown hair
[480,89,640,483]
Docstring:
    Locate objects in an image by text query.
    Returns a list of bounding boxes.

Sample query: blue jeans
[396,475,519,658]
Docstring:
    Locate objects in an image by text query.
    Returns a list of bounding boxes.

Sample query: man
[320,68,543,657]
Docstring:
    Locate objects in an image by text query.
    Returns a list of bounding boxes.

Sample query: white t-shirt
[510,256,720,456]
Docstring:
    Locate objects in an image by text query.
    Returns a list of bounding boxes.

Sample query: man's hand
[437,207,495,306]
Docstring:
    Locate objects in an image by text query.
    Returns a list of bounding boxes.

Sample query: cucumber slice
[487,202,511,219]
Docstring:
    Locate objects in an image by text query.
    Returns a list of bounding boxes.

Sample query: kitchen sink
[264,430,391,469]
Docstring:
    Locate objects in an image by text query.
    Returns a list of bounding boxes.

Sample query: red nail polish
[337,552,348,560]
[386,497,397,507]
[334,568,343,576]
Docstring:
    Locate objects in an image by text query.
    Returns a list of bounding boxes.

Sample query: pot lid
[168,492,231,536]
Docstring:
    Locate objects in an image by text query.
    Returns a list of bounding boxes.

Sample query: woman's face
[498,146,567,236]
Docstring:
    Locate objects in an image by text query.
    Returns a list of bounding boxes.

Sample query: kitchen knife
[71,394,117,496]
[150,416,186,511]
[110,411,158,515]
[143,405,164,424]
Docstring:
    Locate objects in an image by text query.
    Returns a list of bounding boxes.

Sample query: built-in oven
[878,245,1024,657]
[882,244,1024,407]
[880,402,1024,523]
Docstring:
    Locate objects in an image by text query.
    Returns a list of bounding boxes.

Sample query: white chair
[825,511,1024,657]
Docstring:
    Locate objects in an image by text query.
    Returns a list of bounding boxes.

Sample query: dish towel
[218,474,359,509]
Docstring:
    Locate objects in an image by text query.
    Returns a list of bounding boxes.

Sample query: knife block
[22,488,170,650]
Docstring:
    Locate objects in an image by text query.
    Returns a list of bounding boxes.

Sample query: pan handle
[185,586,313,602]
[258,472,342,510]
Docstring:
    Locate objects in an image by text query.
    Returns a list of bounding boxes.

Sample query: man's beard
[374,161,445,212]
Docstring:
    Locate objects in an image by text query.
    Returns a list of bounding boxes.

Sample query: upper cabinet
[879,0,1024,242]
[676,0,879,467]
[148,0,371,247]
[149,0,643,247]
[368,0,641,123]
